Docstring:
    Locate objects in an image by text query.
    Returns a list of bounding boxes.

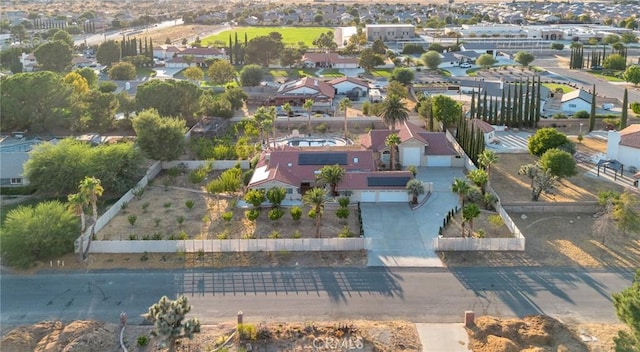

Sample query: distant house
[19,53,37,72]
[274,77,335,106]
[607,124,640,170]
[468,118,496,144]
[561,89,592,113]
[153,45,181,60]
[0,136,55,187]
[71,55,94,70]
[327,76,369,96]
[360,121,461,168]
[301,52,359,69]
[365,24,415,42]
[166,47,227,68]
[247,148,414,202]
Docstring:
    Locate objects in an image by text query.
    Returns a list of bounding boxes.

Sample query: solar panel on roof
[367,176,411,187]
[298,153,348,165]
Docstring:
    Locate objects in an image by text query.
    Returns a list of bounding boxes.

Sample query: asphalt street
[1,267,634,330]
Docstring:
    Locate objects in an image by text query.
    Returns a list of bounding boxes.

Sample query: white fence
[437,130,526,252]
[89,238,365,253]
[75,161,162,255]
[433,237,525,251]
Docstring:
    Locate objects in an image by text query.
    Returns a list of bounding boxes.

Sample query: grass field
[543,83,576,93]
[589,71,625,82]
[320,68,345,77]
[268,68,318,80]
[201,26,333,47]
[368,68,393,78]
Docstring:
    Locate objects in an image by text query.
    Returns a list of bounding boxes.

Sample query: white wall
[561,99,591,113]
[89,238,365,253]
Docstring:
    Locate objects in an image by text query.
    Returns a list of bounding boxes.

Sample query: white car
[460,63,472,68]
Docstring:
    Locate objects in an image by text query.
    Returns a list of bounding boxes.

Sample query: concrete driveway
[361,168,464,267]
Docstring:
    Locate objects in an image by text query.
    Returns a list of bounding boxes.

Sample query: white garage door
[377,191,408,202]
[360,191,377,202]
[426,156,451,167]
[402,147,421,167]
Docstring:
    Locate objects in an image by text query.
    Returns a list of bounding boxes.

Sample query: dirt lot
[0,319,421,352]
[468,315,627,352]
[489,153,624,203]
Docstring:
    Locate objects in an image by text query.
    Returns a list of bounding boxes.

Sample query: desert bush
[137,335,149,347]
[337,197,350,207]
[268,208,284,221]
[290,206,302,220]
[574,110,590,119]
[222,211,233,221]
[336,207,350,219]
[292,230,302,239]
[177,230,188,240]
[268,230,280,239]
[315,123,328,133]
[185,200,195,209]
[238,323,257,340]
[176,216,185,226]
[128,214,137,226]
[338,226,355,238]
[142,202,150,213]
[488,214,504,229]
[245,209,260,221]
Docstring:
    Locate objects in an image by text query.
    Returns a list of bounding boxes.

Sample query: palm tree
[303,187,329,238]
[303,99,314,134]
[282,102,293,135]
[406,179,425,205]
[339,97,352,139]
[462,203,480,237]
[317,164,345,196]
[68,192,87,261]
[451,178,471,207]
[67,192,86,232]
[477,150,498,186]
[79,176,103,228]
[254,106,270,146]
[378,94,409,132]
[79,176,103,257]
[385,133,401,171]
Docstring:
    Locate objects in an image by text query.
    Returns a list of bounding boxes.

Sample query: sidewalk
[416,323,470,351]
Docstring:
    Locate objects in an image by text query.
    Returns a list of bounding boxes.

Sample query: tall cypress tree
[470,91,476,120]
[229,34,233,64]
[524,79,531,127]
[535,76,541,124]
[513,82,520,128]
[621,88,628,129]
[234,32,239,65]
[149,38,153,58]
[506,84,512,127]
[500,86,506,126]
[482,90,488,121]
[589,84,597,132]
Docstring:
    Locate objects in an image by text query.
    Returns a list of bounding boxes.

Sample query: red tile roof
[469,118,495,133]
[277,77,335,99]
[360,121,457,156]
[620,124,640,149]
[327,76,369,87]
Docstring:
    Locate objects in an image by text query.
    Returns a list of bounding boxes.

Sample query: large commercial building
[365,24,415,42]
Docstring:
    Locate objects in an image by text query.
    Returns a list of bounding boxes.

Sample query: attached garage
[426,156,451,167]
[377,191,409,202]
[359,191,377,202]
[402,147,421,167]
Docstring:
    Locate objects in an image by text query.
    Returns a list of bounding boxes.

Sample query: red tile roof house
[301,52,359,69]
[607,124,640,176]
[360,121,462,168]
[166,47,228,68]
[247,147,414,202]
[327,76,369,97]
[274,77,335,107]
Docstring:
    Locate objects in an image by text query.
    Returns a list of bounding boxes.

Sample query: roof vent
[353,157,359,164]
[287,162,292,168]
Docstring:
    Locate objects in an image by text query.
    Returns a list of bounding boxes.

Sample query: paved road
[75,19,185,47]
[1,267,633,329]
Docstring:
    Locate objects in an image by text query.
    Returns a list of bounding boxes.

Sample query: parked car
[460,62,472,68]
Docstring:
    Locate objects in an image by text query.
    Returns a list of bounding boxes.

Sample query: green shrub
[488,214,504,229]
[222,211,233,221]
[631,102,640,114]
[574,110,590,119]
[245,209,260,221]
[188,168,208,184]
[338,226,355,238]
[290,206,302,221]
[268,208,284,221]
[151,232,163,240]
[128,234,138,240]
[292,230,302,239]
[552,113,567,119]
[185,200,195,209]
[337,196,350,207]
[308,208,317,219]
[166,166,181,177]
[216,231,229,239]
[476,229,486,238]
[163,202,172,208]
[407,165,418,177]
[336,207,350,219]
[142,202,150,213]
[128,214,137,226]
[177,230,188,240]
[176,215,185,226]
[137,335,149,347]
[237,323,257,340]
[268,230,280,239]
[315,123,328,133]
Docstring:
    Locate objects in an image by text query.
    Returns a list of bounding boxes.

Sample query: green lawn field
[202,27,333,47]
[543,83,576,93]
